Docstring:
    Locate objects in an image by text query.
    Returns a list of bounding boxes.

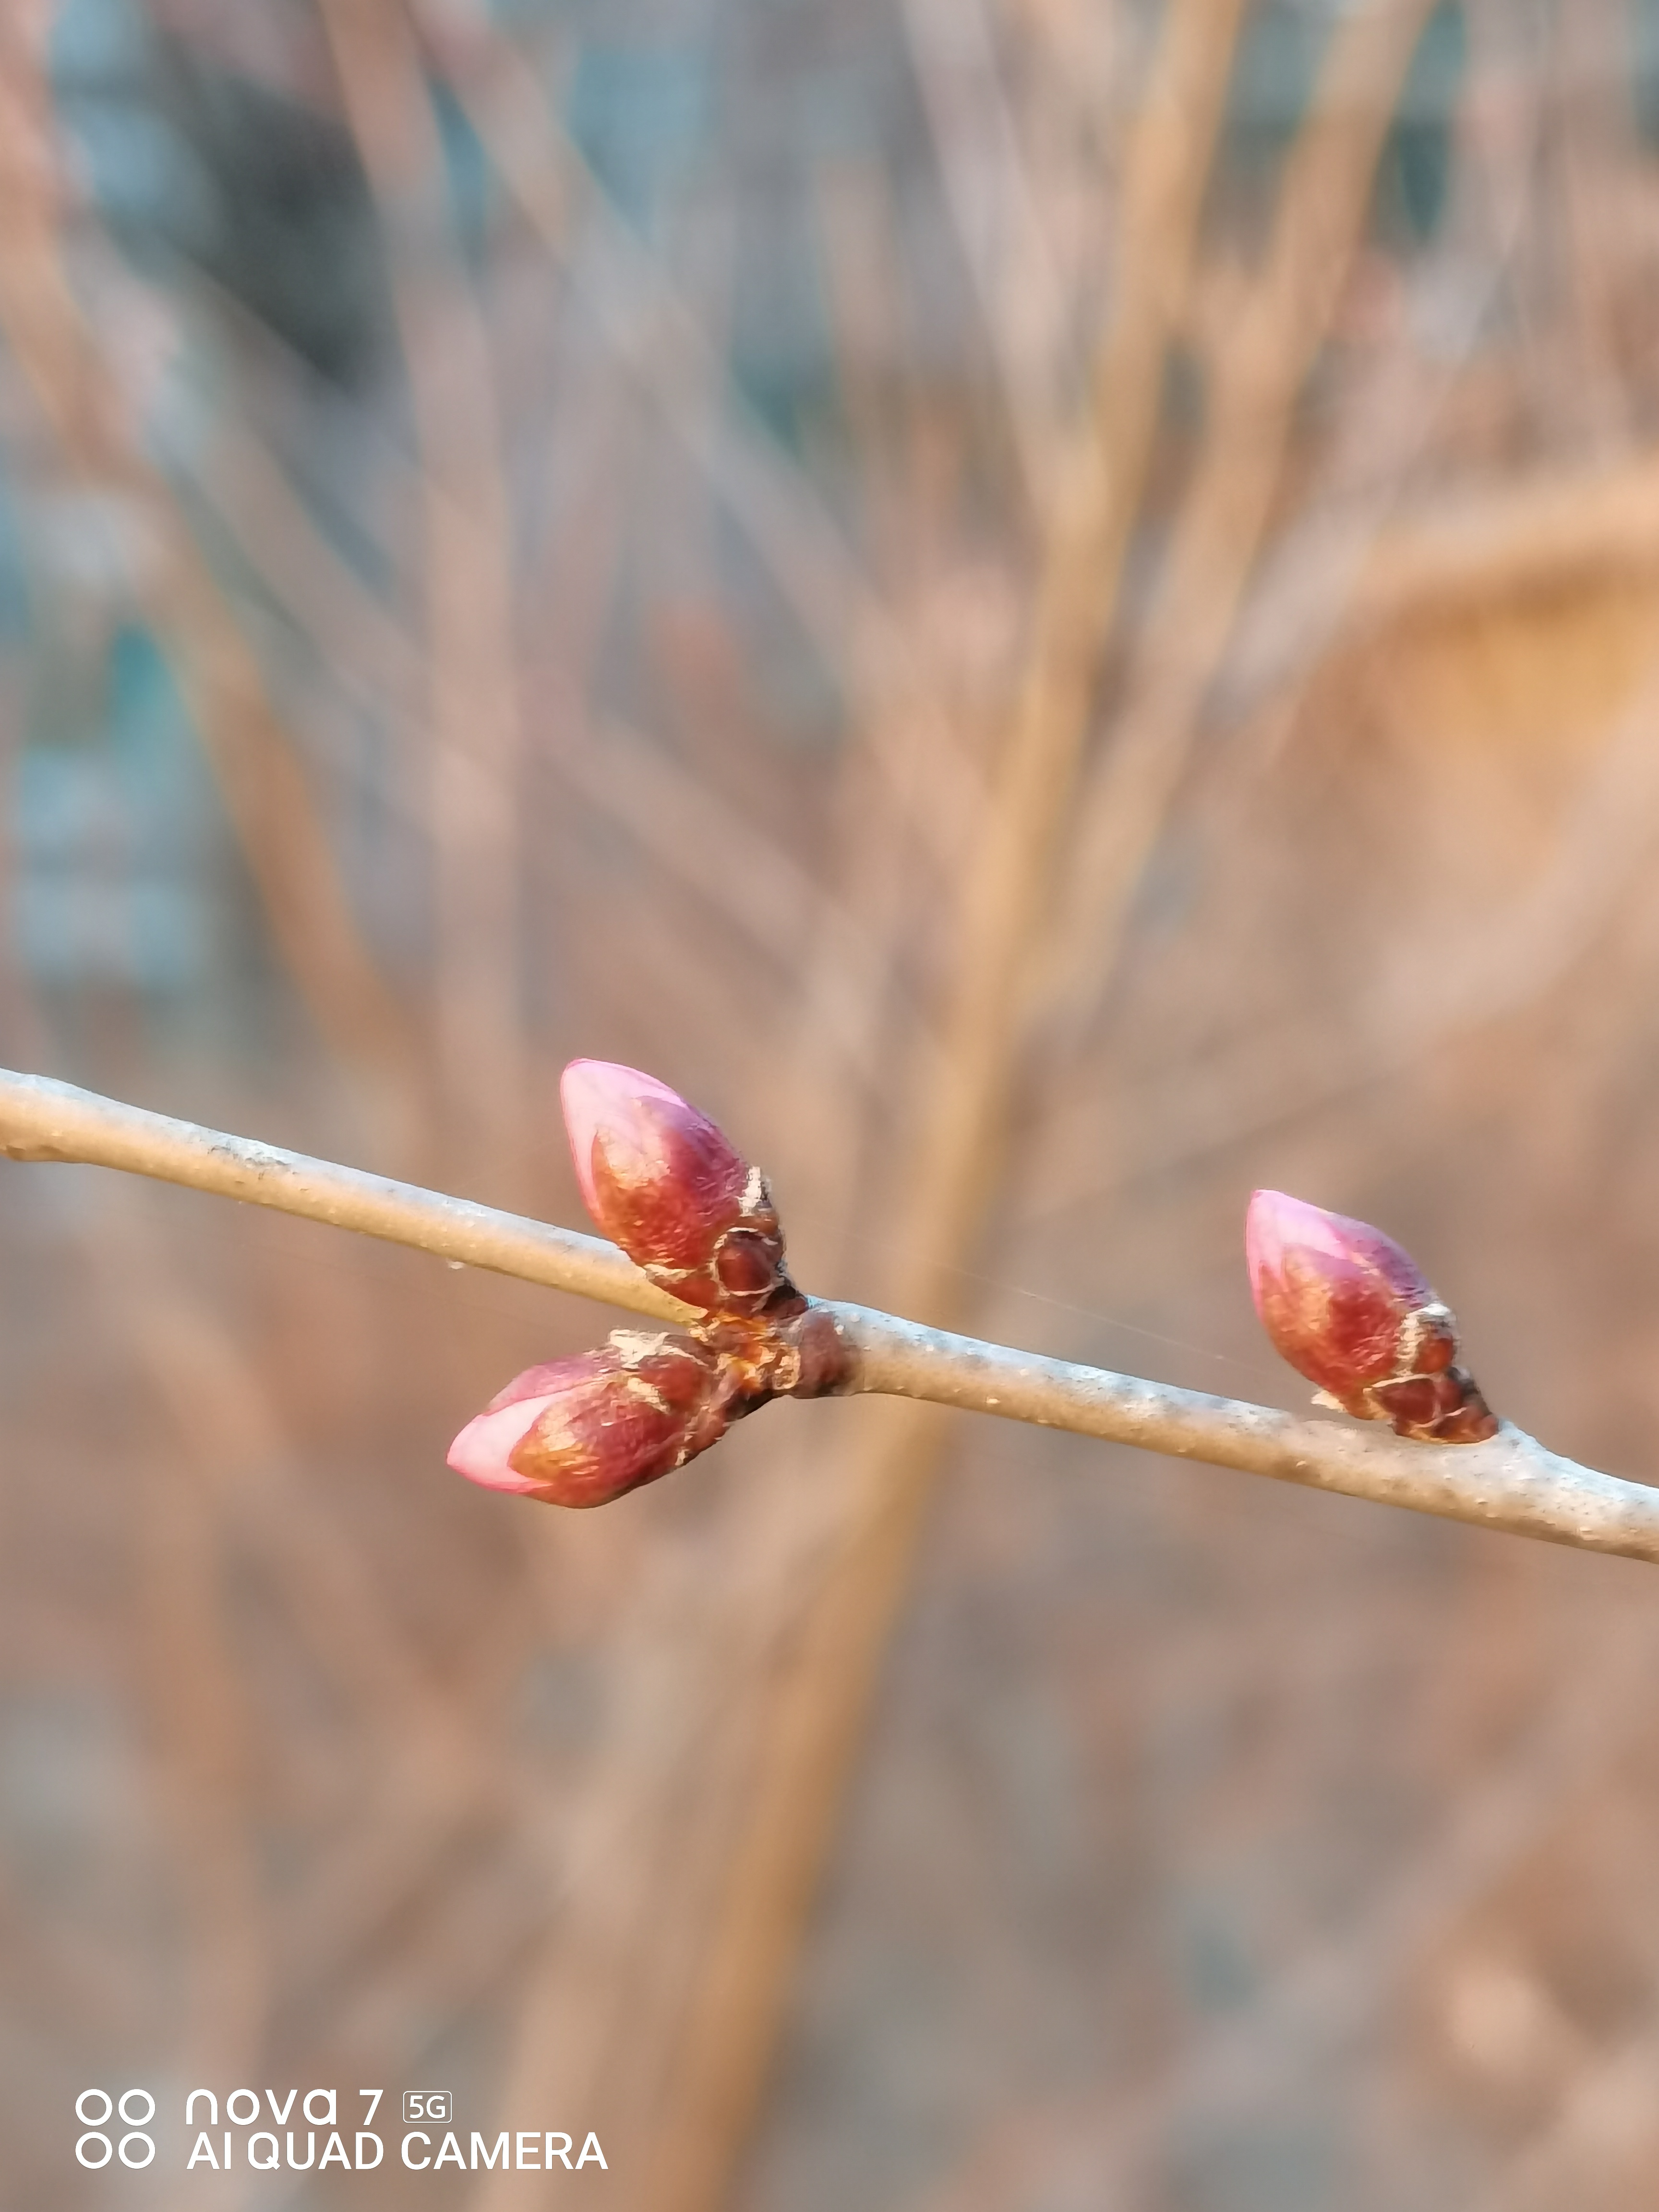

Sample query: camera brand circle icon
[76,2088,156,2168]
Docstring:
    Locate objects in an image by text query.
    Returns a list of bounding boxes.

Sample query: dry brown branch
[1351,445,1659,625]
[902,0,1074,499]
[136,1439,266,2090]
[635,7,1251,2200]
[0,908,570,2069]
[426,6,907,704]
[1042,0,1444,1046]
[194,403,841,1026]
[901,1596,1659,2212]
[1043,1600,1659,2199]
[1465,2003,1659,2212]
[424,0,1009,952]
[1026,611,1659,1226]
[1208,25,1549,722]
[70,1173,526,1892]
[203,237,872,1135]
[890,0,1251,1280]
[0,789,471,2118]
[465,1548,793,2212]
[318,0,528,1190]
[0,7,420,1120]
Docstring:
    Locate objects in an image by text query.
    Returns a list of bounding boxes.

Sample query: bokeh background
[5,0,1659,2204]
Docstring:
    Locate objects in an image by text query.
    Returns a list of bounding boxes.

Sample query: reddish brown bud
[447,1330,738,1508]
[560,1059,793,1315]
[1245,1189,1497,1443]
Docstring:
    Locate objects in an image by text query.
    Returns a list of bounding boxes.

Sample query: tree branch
[1,1069,1651,1566]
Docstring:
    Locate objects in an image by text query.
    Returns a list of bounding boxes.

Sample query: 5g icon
[404,2092,452,2123]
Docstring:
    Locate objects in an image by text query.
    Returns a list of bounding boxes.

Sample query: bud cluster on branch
[448,1063,849,1506]
[449,1063,1505,1511]
[5,1064,1657,1569]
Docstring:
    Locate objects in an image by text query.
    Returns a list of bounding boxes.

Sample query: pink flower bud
[446,1331,737,1508]
[1245,1189,1497,1443]
[559,1059,792,1315]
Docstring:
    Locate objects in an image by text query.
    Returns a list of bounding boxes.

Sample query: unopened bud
[1245,1189,1497,1443]
[446,1331,737,1508]
[560,1059,793,1315]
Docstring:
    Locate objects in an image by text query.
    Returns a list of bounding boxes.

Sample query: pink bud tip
[1245,1189,1497,1443]
[446,1334,735,1509]
[559,1059,790,1315]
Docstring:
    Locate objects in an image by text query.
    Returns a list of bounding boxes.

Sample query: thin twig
[0,1069,691,1324]
[319,0,528,1190]
[1040,0,1444,1051]
[902,0,1075,503]
[1,1068,1654,1566]
[0,9,421,1119]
